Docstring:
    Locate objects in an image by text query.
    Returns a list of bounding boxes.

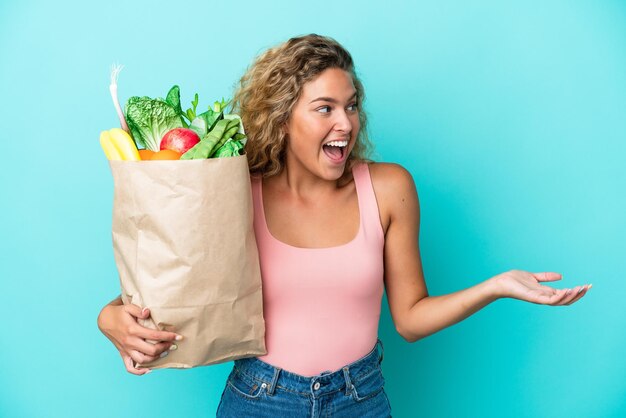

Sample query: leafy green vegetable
[209,119,240,157]
[123,83,243,158]
[212,98,229,113]
[180,118,240,160]
[223,114,245,135]
[125,96,184,151]
[189,117,208,137]
[177,90,230,132]
[196,108,222,132]
[212,139,244,158]
[187,104,228,138]
[165,85,188,128]
[232,133,246,143]
[185,93,199,122]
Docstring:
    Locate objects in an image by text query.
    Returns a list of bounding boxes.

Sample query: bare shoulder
[368,162,415,190]
[366,162,420,233]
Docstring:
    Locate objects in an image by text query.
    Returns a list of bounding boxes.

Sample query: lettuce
[124,96,184,151]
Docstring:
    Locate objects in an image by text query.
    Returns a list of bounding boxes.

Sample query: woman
[97,34,591,417]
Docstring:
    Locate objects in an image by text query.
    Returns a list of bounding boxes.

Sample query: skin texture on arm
[370,162,429,340]
[371,163,592,343]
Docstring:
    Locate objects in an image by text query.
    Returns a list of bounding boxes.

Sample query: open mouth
[322,140,348,163]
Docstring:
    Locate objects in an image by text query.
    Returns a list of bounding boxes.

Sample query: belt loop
[342,367,354,396]
[377,338,384,365]
[267,367,281,396]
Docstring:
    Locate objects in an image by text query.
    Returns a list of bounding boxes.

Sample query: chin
[319,163,348,181]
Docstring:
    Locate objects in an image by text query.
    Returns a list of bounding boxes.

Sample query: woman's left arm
[373,163,591,344]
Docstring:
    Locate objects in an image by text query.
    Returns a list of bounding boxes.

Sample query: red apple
[160,128,201,154]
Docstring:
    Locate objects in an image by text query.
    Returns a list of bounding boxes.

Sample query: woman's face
[283,67,360,181]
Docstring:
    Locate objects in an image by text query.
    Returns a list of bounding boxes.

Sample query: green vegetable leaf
[208,118,240,157]
[165,85,188,128]
[212,98,230,113]
[184,93,200,123]
[223,113,246,136]
[181,118,240,160]
[196,108,221,132]
[212,139,244,158]
[233,133,247,145]
[189,117,208,137]
[124,96,184,152]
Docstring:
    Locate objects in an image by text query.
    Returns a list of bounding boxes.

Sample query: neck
[273,157,352,200]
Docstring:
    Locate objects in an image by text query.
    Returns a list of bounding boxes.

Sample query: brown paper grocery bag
[108,155,266,370]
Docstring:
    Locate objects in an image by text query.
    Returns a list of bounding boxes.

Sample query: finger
[132,351,163,364]
[539,288,569,305]
[132,339,175,358]
[553,288,571,303]
[123,304,151,319]
[130,324,182,343]
[533,272,562,282]
[556,285,586,306]
[129,349,163,365]
[122,353,150,375]
[551,287,578,306]
[565,285,590,305]
[129,345,174,364]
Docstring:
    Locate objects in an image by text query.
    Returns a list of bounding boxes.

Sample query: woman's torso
[250,161,388,376]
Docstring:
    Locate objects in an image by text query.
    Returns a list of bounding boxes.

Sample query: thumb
[533,272,562,282]
[124,304,150,319]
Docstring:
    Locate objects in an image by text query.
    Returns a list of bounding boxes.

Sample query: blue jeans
[216,339,392,417]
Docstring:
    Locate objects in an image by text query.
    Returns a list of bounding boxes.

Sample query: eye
[317,105,331,114]
[347,102,358,112]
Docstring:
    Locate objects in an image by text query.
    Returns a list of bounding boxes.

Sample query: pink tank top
[250,162,385,376]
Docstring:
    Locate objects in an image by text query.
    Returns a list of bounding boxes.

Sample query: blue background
[1,0,624,417]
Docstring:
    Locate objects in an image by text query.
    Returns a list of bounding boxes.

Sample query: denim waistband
[232,339,384,398]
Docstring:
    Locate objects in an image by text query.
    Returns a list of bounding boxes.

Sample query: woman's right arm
[97,296,182,375]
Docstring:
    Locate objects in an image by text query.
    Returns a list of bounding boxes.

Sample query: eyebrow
[309,92,357,104]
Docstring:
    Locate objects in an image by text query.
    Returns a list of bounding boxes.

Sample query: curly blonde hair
[231,34,374,178]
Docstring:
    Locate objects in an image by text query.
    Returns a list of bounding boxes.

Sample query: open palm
[495,270,591,306]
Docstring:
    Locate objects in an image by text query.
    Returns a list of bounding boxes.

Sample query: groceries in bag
[100,65,266,370]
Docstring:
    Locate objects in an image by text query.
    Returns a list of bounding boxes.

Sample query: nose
[333,109,353,134]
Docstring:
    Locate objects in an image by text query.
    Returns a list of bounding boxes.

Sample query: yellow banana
[108,128,140,161]
[100,130,123,160]
[99,128,140,161]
